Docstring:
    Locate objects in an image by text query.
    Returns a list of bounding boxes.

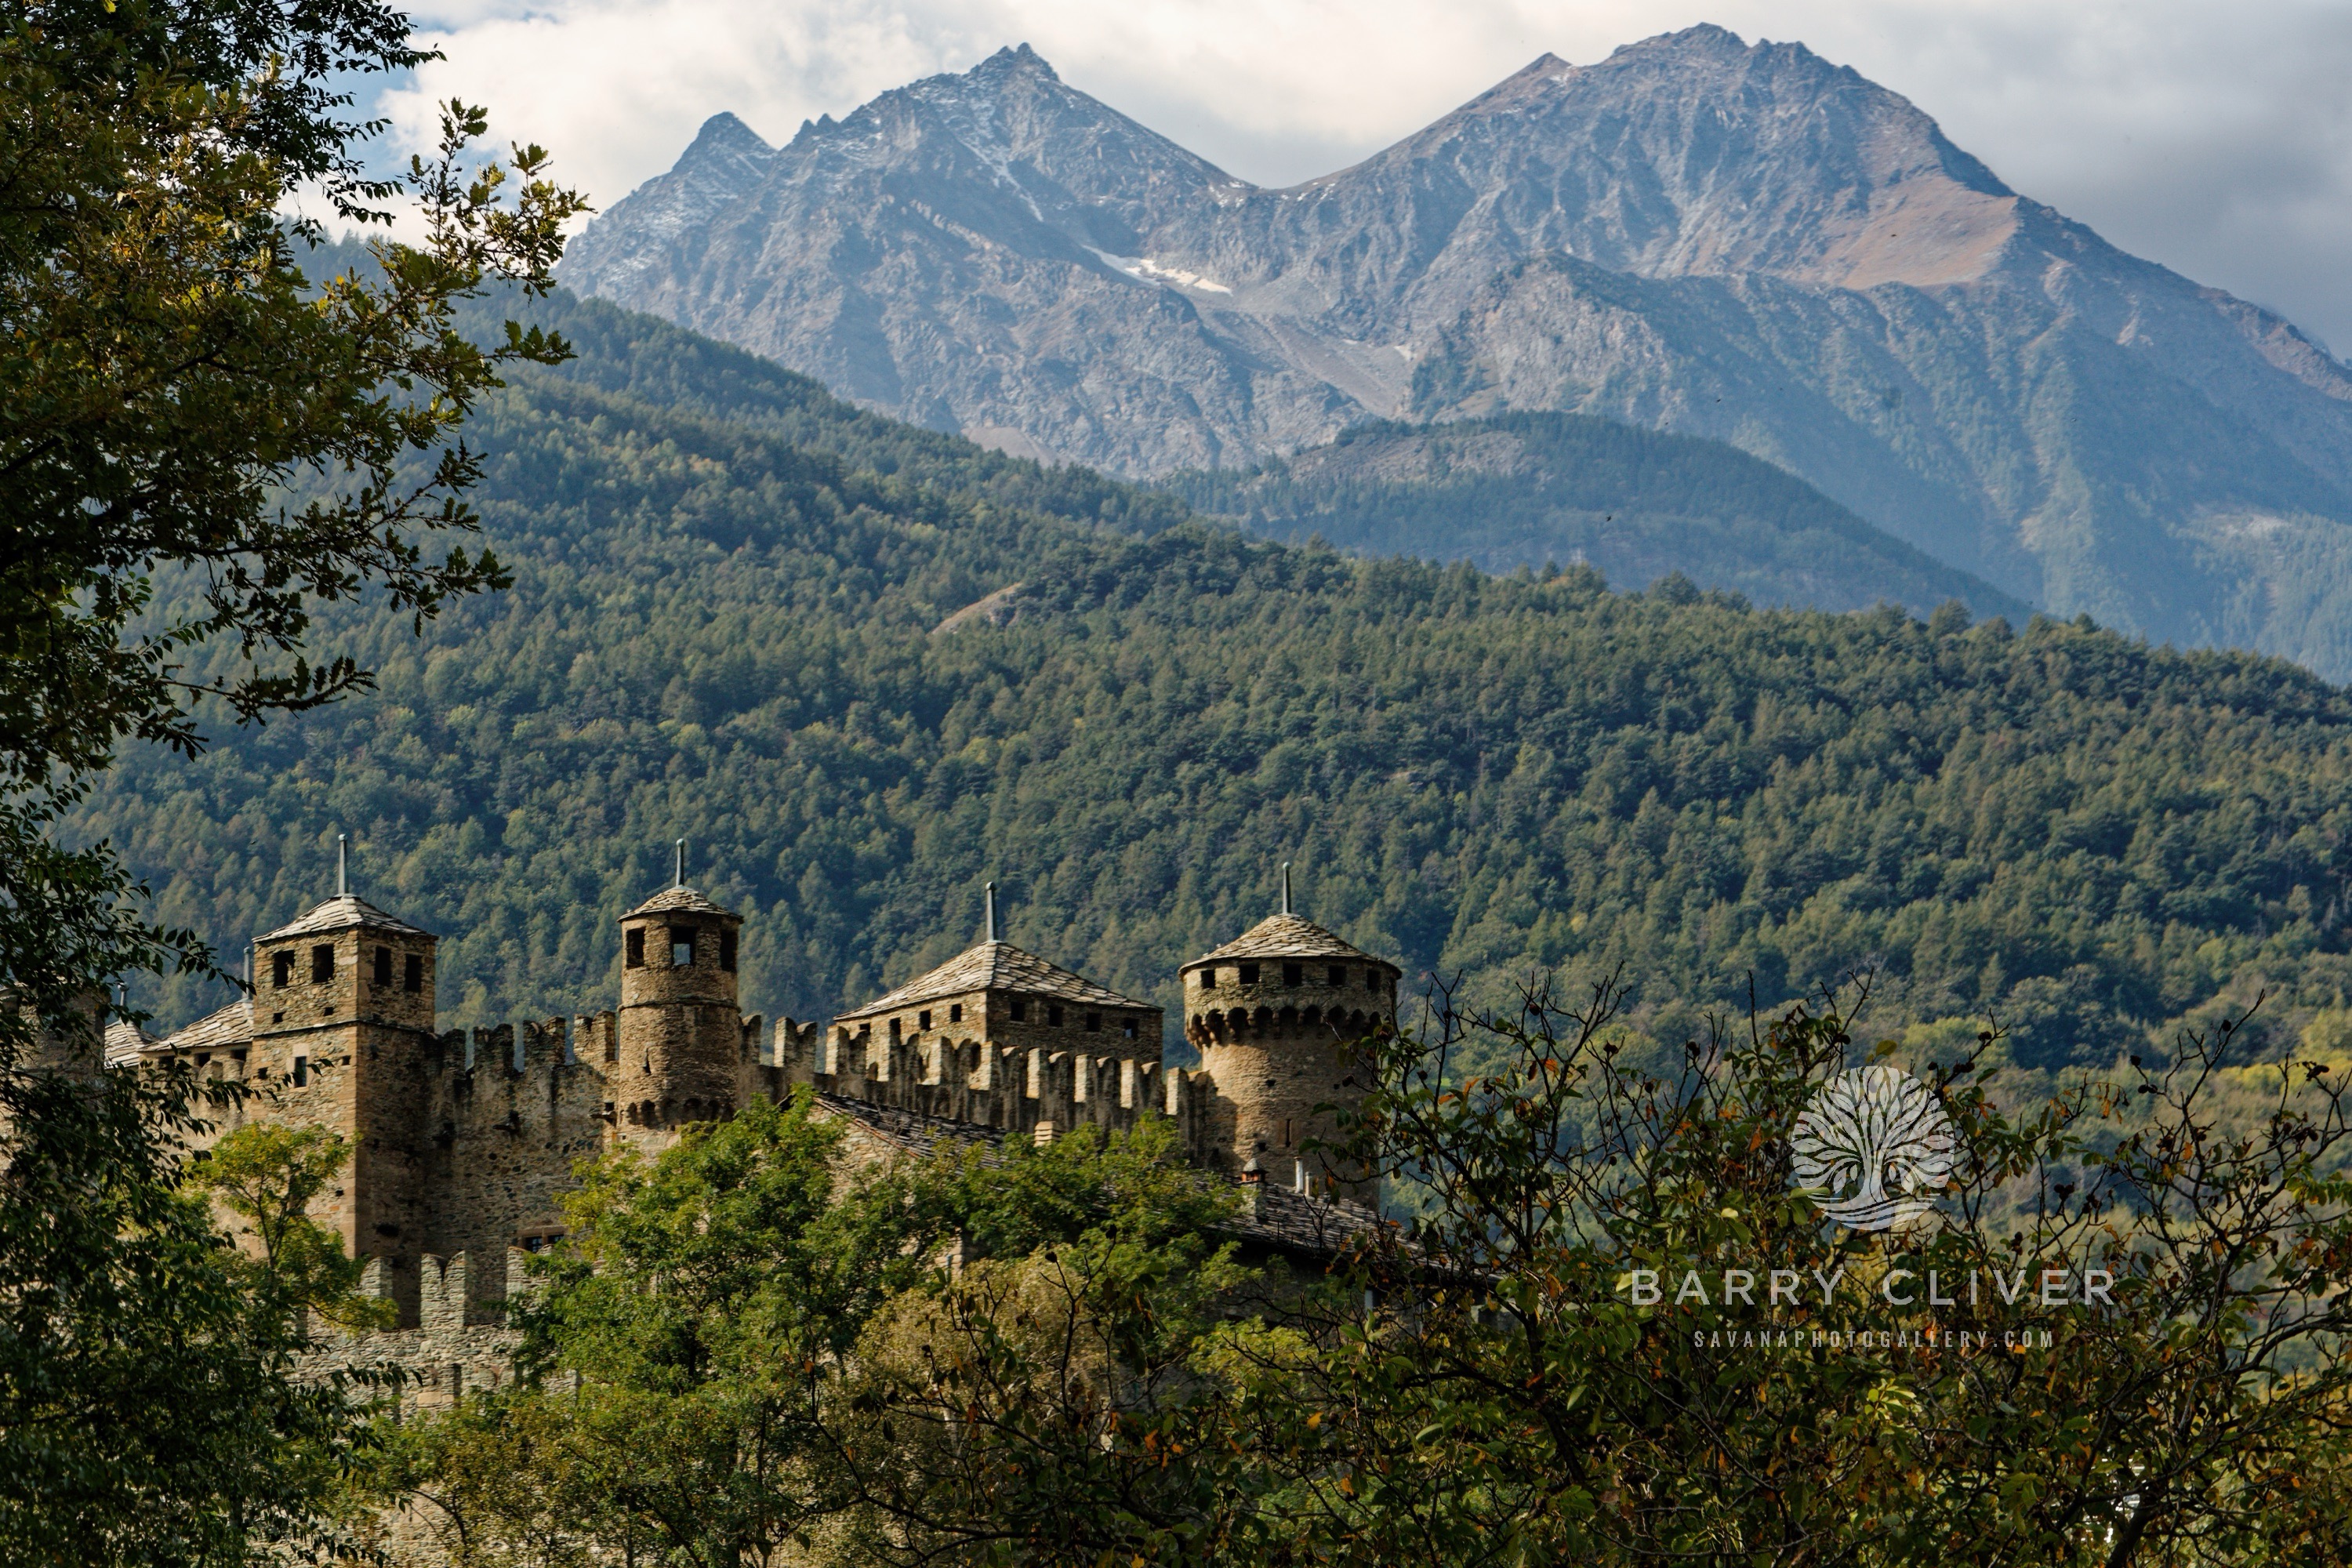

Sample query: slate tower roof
[1192,913,1399,971]
[836,939,1155,1022]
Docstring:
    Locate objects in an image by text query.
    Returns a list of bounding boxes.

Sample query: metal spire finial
[674,839,686,888]
[1280,861,1291,916]
[337,834,348,898]
[985,881,998,944]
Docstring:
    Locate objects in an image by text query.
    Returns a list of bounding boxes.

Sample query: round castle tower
[612,855,743,1146]
[1181,886,1399,1202]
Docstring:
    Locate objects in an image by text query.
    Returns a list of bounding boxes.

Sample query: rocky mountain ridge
[563,27,2352,674]
[1172,411,2031,620]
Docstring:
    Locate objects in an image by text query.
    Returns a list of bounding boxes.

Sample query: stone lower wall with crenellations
[412,1019,613,1293]
[768,1014,1203,1149]
[162,1004,1207,1330]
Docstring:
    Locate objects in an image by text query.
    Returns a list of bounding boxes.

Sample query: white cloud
[374,0,2352,351]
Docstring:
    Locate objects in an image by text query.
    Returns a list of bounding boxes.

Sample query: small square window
[272,950,294,989]
[372,946,393,985]
[310,945,334,984]
[1084,1011,1102,1033]
[1048,1004,1064,1028]
[1123,1018,1138,1040]
[1199,967,1216,990]
[1010,998,1027,1022]
[626,929,644,967]
[949,1004,963,1024]
[1283,962,1302,986]
[918,1010,932,1031]
[669,928,693,967]
[1239,963,1260,985]
[405,953,423,993]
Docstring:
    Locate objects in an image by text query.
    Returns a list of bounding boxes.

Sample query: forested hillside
[1169,412,2030,618]
[74,285,2352,1078]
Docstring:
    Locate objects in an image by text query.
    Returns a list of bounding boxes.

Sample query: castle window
[1283,962,1302,986]
[372,946,392,985]
[405,953,423,993]
[888,1018,902,1044]
[918,1011,931,1031]
[292,1055,308,1087]
[310,945,334,983]
[670,927,693,967]
[1199,967,1216,990]
[1010,998,1027,1022]
[1329,965,1347,986]
[1239,963,1260,985]
[1281,1117,1295,1146]
[271,950,293,989]
[626,928,644,967]
[719,930,737,971]
[1084,1011,1102,1033]
[1123,1017,1138,1040]
[949,1004,963,1023]
[1048,1004,1064,1028]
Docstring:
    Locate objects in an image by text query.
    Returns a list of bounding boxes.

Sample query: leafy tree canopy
[0,0,580,1558]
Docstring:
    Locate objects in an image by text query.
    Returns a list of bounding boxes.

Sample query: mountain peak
[681,111,773,162]
[1616,21,1752,57]
[975,42,1058,82]
[563,29,2352,662]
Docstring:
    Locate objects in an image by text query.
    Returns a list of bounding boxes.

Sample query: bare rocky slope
[563,27,2352,675]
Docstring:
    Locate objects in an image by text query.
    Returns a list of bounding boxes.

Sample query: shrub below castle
[347,989,2352,1566]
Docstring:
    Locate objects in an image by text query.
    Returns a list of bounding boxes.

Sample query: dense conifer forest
[74,284,2352,1078]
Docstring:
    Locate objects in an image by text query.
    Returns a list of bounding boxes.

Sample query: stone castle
[118,855,1400,1382]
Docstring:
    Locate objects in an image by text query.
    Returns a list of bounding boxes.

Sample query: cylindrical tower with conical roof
[1180,902,1398,1203]
[612,866,744,1149]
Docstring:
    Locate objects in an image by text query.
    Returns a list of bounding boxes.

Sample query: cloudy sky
[372,0,2352,354]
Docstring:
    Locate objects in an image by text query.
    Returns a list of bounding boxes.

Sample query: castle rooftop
[104,1018,161,1066]
[837,939,1154,1022]
[255,895,432,946]
[150,997,253,1055]
[1192,914,1398,970]
[621,885,739,921]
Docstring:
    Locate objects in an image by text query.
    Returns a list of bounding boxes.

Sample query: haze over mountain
[1171,412,2030,619]
[564,26,2352,677]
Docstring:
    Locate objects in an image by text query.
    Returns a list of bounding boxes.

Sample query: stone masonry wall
[776,1014,1197,1147]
